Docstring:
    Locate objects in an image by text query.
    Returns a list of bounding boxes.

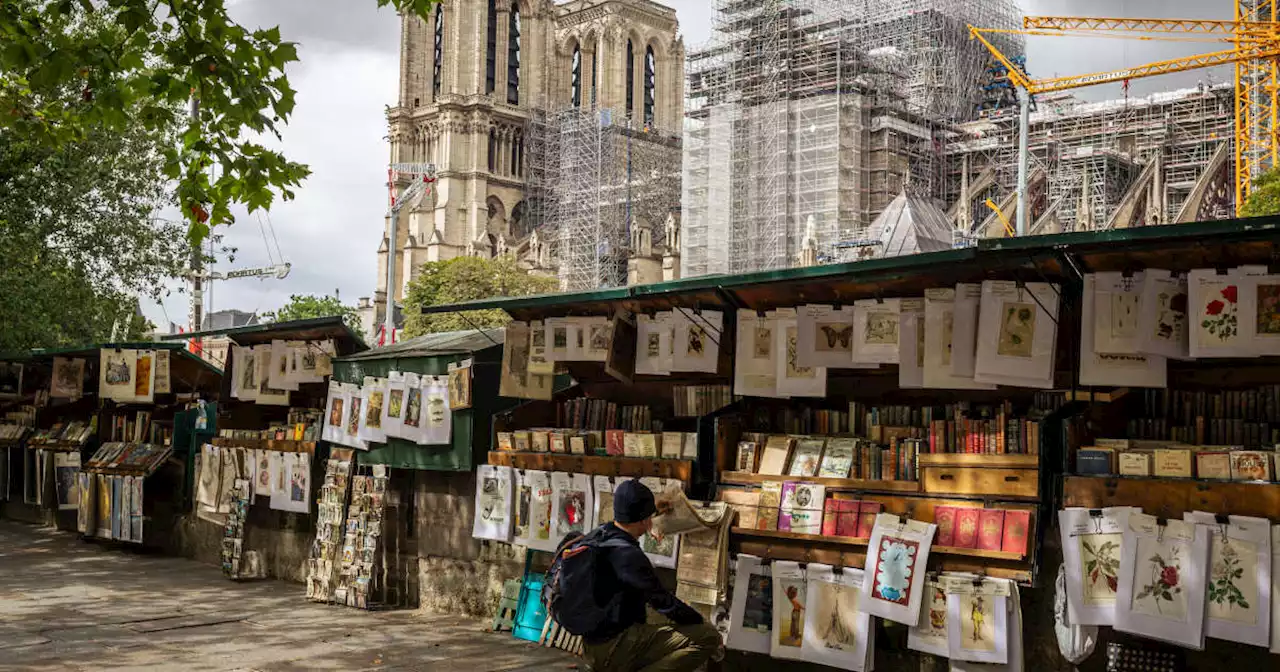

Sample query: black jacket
[581,522,704,643]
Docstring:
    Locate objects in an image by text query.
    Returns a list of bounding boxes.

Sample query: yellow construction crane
[969,7,1280,235]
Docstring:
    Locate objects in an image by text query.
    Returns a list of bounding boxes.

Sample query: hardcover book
[569,436,587,455]
[1152,448,1193,477]
[719,488,761,530]
[605,430,625,457]
[856,501,882,538]
[636,434,659,459]
[1117,451,1151,477]
[531,431,550,454]
[549,432,567,454]
[822,499,859,537]
[661,432,684,460]
[953,507,980,548]
[496,432,513,452]
[735,441,758,473]
[622,433,641,458]
[817,437,855,478]
[1076,447,1114,475]
[779,482,825,535]
[788,437,826,478]
[977,509,1005,551]
[758,481,783,531]
[1229,450,1272,481]
[512,431,530,453]
[1000,510,1030,556]
[934,506,957,546]
[1195,451,1231,479]
[758,435,796,476]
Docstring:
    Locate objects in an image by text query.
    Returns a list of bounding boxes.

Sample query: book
[605,430,625,457]
[569,436,587,455]
[788,437,826,477]
[757,436,795,476]
[549,432,567,454]
[856,501,881,538]
[1230,450,1272,481]
[1152,448,1193,477]
[779,482,825,535]
[953,507,980,548]
[1075,447,1114,475]
[531,431,550,453]
[661,432,684,460]
[636,434,659,459]
[719,488,761,530]
[496,432,513,452]
[734,441,758,473]
[818,437,855,478]
[1196,451,1231,479]
[758,482,783,531]
[977,509,1005,551]
[1001,510,1031,556]
[512,431,530,453]
[822,498,843,536]
[622,433,641,458]
[1117,451,1151,476]
[681,432,698,460]
[934,506,957,546]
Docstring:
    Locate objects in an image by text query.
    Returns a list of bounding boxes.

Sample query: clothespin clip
[1156,516,1168,542]
[1216,266,1231,276]
[1215,513,1232,545]
[1089,509,1105,533]
[874,292,885,305]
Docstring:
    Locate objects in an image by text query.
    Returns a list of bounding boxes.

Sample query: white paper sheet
[472,464,513,542]
[923,288,994,390]
[945,577,1010,664]
[899,298,925,389]
[774,308,826,398]
[268,340,300,391]
[852,298,901,364]
[1114,513,1211,649]
[254,344,290,406]
[357,377,388,444]
[1080,275,1167,388]
[733,309,783,398]
[269,452,310,513]
[1184,511,1272,647]
[421,374,452,445]
[382,371,409,439]
[1093,272,1144,355]
[949,582,1024,672]
[500,321,554,400]
[859,513,936,626]
[322,381,344,444]
[513,469,557,552]
[1188,267,1264,358]
[99,349,137,402]
[801,564,873,671]
[908,579,951,656]
[636,312,674,376]
[727,554,773,654]
[1059,507,1139,626]
[334,382,368,450]
[1240,271,1280,356]
[671,310,723,373]
[951,283,983,378]
[399,372,426,444]
[796,305,858,369]
[974,281,1059,389]
[639,477,681,568]
[231,346,258,401]
[580,317,612,362]
[1138,270,1190,359]
[770,560,808,661]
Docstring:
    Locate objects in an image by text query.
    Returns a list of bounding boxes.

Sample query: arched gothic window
[485,0,498,94]
[571,45,582,108]
[432,6,444,97]
[626,40,636,119]
[507,4,521,105]
[644,46,656,126]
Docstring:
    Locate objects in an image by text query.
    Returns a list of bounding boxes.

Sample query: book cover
[758,436,795,476]
[977,509,1005,551]
[1117,451,1151,476]
[818,437,856,478]
[779,482,825,535]
[1152,448,1193,477]
[1230,450,1272,481]
[496,432,514,452]
[735,441,758,473]
[778,482,798,532]
[531,431,550,453]
[719,488,760,530]
[836,500,861,537]
[855,501,881,538]
[953,507,980,548]
[660,432,683,460]
[549,432,567,454]
[569,436,587,455]
[822,498,841,536]
[1000,510,1031,556]
[1075,448,1114,475]
[788,437,826,478]
[758,481,783,531]
[605,430,625,457]
[636,434,659,458]
[681,432,698,460]
[622,433,641,458]
[934,506,957,546]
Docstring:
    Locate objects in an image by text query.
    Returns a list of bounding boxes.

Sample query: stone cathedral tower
[374,0,685,319]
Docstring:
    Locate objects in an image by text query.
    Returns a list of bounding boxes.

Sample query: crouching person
[545,479,723,672]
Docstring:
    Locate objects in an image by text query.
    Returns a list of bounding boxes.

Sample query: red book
[822,499,841,536]
[1001,510,1031,556]
[605,430,625,457]
[856,502,882,538]
[837,501,860,538]
[978,509,1005,551]
[934,506,957,546]
[954,507,980,548]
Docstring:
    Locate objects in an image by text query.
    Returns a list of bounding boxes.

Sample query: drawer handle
[1004,476,1020,482]
[939,474,955,481]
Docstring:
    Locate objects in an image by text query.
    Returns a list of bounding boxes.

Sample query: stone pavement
[0,521,576,672]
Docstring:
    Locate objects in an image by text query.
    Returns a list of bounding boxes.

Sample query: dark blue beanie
[613,479,657,524]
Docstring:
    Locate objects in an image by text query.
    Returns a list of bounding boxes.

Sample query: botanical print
[688,325,707,356]
[1201,284,1239,341]
[941,311,954,366]
[864,312,898,345]
[387,389,404,419]
[871,536,919,605]
[776,579,806,648]
[404,388,422,427]
[743,574,773,632]
[1132,539,1187,620]
[1208,538,1257,624]
[346,397,362,436]
[1259,284,1280,335]
[812,581,861,651]
[1154,289,1188,341]
[959,594,996,652]
[815,323,853,353]
[785,327,815,379]
[104,352,132,385]
[996,302,1036,358]
[365,390,384,429]
[1110,293,1140,338]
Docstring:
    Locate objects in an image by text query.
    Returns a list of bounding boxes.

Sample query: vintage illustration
[1110,291,1140,338]
[785,327,815,379]
[753,325,772,359]
[346,397,362,436]
[642,526,676,556]
[387,389,404,420]
[647,332,662,358]
[870,536,919,606]
[240,351,257,391]
[404,387,422,427]
[927,584,947,634]
[1080,534,1121,604]
[532,484,553,541]
[997,302,1036,358]
[595,489,615,526]
[816,323,853,353]
[1258,284,1280,335]
[552,326,568,350]
[448,366,472,409]
[688,325,707,357]
[328,396,344,428]
[103,352,132,386]
[589,324,611,352]
[813,580,860,651]
[514,483,532,538]
[365,390,384,429]
[426,395,448,427]
[743,574,773,632]
[959,594,995,652]
[1208,537,1257,624]
[1200,283,1239,341]
[775,579,806,648]
[864,312,898,346]
[941,311,954,366]
[1154,289,1188,342]
[52,358,84,398]
[1132,539,1188,620]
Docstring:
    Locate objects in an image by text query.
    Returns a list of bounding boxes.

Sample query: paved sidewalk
[0,521,575,672]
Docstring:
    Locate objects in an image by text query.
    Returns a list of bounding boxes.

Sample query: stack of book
[672,385,734,417]
[556,398,653,431]
[1076,438,1277,482]
[849,400,1042,455]
[1129,386,1280,447]
[496,428,697,460]
[934,506,1031,556]
[734,433,918,482]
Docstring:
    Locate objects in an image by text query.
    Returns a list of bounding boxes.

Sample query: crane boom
[1023,16,1278,36]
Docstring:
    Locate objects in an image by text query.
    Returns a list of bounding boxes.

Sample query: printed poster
[859,513,935,626]
[471,464,513,542]
[801,564,872,670]
[727,554,772,653]
[769,560,807,661]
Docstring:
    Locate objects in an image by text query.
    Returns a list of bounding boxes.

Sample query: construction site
[678,0,1257,278]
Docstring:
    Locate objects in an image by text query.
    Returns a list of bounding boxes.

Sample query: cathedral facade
[375,0,686,312]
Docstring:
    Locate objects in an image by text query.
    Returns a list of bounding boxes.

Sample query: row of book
[555,399,654,432]
[742,407,850,436]
[85,441,172,475]
[719,485,1031,556]
[848,401,1043,455]
[105,411,172,445]
[1077,439,1278,482]
[1126,417,1279,449]
[29,421,94,446]
[672,385,734,417]
[1134,386,1280,424]
[736,433,919,482]
[496,428,698,460]
[0,424,28,440]
[219,408,324,443]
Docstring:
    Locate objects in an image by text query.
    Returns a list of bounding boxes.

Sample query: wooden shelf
[488,451,693,481]
[1064,474,1280,520]
[731,527,1025,561]
[917,454,1039,469]
[212,437,317,454]
[720,472,920,493]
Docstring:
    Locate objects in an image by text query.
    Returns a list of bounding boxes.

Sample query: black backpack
[543,531,631,636]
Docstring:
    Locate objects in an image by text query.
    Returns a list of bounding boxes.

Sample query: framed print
[50,357,85,399]
[1138,269,1190,359]
[1114,513,1211,649]
[635,312,674,376]
[923,288,994,390]
[671,309,723,374]
[1093,271,1145,355]
[859,513,936,625]
[801,564,873,671]
[945,576,1010,664]
[733,309,782,398]
[447,361,473,410]
[471,464,513,543]
[974,281,1059,389]
[796,304,857,369]
[1184,511,1271,647]
[1059,506,1138,626]
[769,560,807,661]
[852,298,901,364]
[1080,275,1167,388]
[774,308,826,398]
[727,554,772,654]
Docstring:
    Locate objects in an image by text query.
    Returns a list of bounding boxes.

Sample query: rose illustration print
[871,537,919,605]
[1202,284,1239,341]
[1132,541,1187,620]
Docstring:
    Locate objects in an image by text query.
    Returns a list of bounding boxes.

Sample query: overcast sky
[143,0,1233,332]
